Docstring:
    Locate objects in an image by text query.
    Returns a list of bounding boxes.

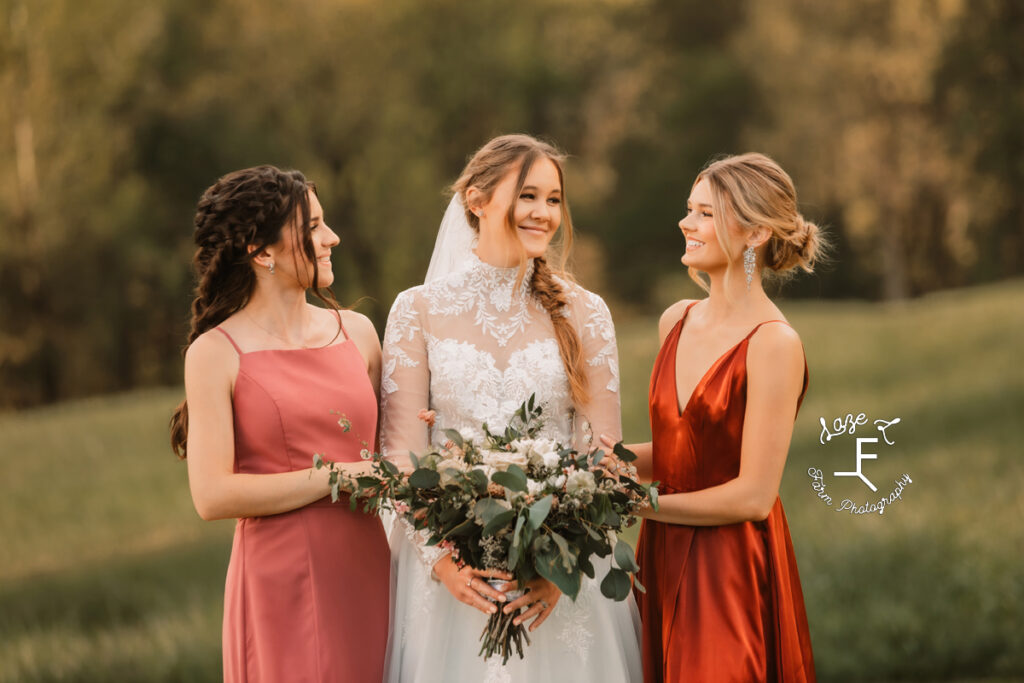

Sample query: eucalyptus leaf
[527,495,553,531]
[512,514,526,548]
[613,540,640,573]
[447,518,476,537]
[492,465,528,492]
[482,509,515,537]
[550,532,575,571]
[408,467,441,488]
[468,469,489,494]
[578,554,595,579]
[379,458,399,475]
[535,547,581,600]
[613,441,637,463]
[444,428,464,448]
[474,497,508,525]
[600,567,632,601]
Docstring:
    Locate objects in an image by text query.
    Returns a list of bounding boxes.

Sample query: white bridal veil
[424,194,476,284]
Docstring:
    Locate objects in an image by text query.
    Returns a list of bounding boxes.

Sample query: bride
[380,134,642,682]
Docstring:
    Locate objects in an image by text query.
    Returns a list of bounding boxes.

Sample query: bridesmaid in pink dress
[170,166,390,682]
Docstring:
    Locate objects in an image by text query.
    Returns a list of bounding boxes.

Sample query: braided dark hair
[170,165,337,458]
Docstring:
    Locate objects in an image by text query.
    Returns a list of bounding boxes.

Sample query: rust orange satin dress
[216,318,390,683]
[636,302,815,683]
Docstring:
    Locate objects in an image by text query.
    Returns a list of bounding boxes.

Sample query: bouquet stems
[478,581,530,663]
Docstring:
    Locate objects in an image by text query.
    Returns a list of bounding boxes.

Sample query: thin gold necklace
[244,309,312,349]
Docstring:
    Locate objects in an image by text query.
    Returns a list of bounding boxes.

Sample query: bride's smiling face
[472,156,563,261]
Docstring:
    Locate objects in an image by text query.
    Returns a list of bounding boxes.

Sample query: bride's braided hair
[169,165,337,458]
[451,134,588,407]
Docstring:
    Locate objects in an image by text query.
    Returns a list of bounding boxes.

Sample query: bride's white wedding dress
[380,253,643,683]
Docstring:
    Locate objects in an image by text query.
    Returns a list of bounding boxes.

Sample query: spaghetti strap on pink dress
[215,316,390,683]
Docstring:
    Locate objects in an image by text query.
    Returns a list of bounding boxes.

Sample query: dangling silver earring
[743,247,755,291]
[268,261,275,275]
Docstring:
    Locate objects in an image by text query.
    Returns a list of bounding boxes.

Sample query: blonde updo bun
[764,214,822,273]
[696,153,826,283]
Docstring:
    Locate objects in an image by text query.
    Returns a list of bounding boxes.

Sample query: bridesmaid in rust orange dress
[609,154,821,682]
[170,166,390,682]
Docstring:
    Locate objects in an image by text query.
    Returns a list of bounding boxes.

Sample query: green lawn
[1,280,1022,682]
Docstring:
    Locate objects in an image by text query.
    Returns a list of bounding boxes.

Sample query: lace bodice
[381,253,620,457]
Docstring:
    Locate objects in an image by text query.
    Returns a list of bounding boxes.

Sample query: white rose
[528,437,554,454]
[458,426,482,445]
[484,449,530,472]
[566,470,596,496]
[526,478,546,497]
[548,473,567,489]
[541,450,562,469]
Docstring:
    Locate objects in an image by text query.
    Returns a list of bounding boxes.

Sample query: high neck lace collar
[465,251,535,297]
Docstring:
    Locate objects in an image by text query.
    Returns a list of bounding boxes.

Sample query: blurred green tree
[935,0,1024,282]
[736,0,970,300]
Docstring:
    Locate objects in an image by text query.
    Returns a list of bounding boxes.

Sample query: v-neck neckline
[670,304,782,417]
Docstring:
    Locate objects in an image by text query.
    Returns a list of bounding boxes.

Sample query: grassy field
[1,279,1022,682]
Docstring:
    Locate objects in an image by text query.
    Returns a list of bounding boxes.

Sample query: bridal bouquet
[314,396,658,663]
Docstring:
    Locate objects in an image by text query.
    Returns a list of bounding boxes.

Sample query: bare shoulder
[340,309,379,346]
[658,299,697,344]
[746,321,804,379]
[183,328,239,390]
[186,328,237,366]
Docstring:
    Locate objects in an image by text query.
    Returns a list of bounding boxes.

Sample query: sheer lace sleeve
[381,288,431,460]
[568,287,623,450]
[380,288,451,571]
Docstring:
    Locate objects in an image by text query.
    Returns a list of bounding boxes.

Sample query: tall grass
[0,280,1021,682]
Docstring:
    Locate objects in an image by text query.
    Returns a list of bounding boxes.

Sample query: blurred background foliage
[1,2,1023,681]
[1,0,1021,408]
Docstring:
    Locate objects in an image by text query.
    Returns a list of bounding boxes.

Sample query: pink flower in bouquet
[417,409,437,427]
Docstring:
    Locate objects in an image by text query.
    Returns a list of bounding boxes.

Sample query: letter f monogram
[834,437,879,492]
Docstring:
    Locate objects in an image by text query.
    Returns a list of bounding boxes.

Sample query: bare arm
[343,310,382,402]
[184,331,373,521]
[640,323,805,525]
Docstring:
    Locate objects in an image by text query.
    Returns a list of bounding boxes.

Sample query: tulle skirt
[384,520,643,683]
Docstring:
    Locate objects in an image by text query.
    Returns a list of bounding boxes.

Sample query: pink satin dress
[215,317,390,683]
[636,302,815,682]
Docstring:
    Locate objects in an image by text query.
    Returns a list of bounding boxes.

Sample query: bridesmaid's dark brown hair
[169,165,338,458]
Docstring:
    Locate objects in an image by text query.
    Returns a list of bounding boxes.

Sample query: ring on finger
[540,600,549,609]
[466,577,473,588]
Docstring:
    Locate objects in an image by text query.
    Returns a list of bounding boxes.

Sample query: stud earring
[743,247,755,291]
[268,261,275,275]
